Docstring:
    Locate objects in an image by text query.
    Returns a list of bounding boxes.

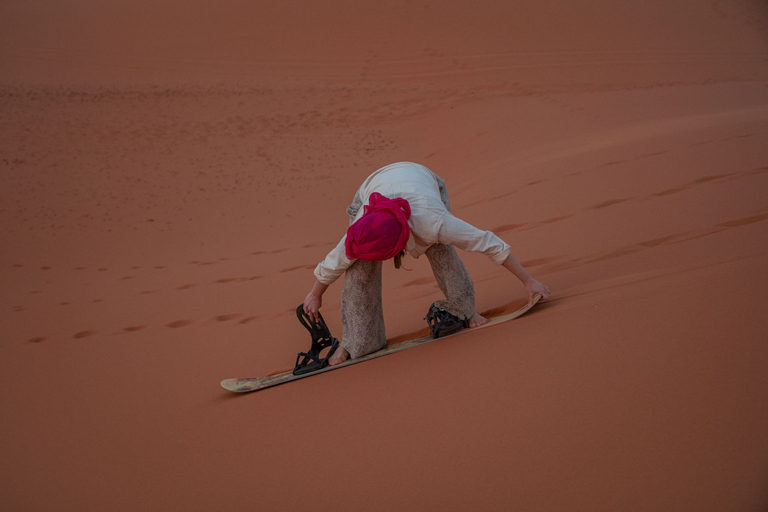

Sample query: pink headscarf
[345,192,411,261]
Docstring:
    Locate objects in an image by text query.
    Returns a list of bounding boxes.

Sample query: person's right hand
[303,291,322,323]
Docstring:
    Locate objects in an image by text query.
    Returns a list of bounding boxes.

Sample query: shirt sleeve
[437,213,510,264]
[314,235,356,285]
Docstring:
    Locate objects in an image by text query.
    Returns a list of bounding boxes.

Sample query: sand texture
[2,1,768,510]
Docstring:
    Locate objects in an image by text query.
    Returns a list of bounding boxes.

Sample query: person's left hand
[525,279,551,306]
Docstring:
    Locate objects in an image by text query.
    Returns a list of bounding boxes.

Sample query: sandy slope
[1,1,768,511]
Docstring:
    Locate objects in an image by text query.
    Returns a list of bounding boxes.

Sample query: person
[303,161,550,365]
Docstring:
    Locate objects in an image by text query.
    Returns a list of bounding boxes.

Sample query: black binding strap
[425,303,469,339]
[293,304,339,376]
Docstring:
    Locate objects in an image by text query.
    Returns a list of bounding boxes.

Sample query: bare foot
[468,312,488,328]
[328,345,350,366]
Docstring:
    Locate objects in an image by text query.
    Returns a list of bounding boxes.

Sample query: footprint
[166,320,193,328]
[717,213,768,228]
[693,174,728,183]
[73,330,96,339]
[121,326,145,333]
[494,223,527,233]
[520,256,562,267]
[280,264,315,273]
[666,227,726,245]
[639,233,684,248]
[177,283,198,290]
[214,313,241,322]
[586,246,643,263]
[541,215,573,224]
[591,198,631,209]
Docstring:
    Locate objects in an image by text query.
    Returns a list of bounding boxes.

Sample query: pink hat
[345,193,411,261]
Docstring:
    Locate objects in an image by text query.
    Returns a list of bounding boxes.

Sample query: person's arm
[437,213,511,263]
[438,213,550,305]
[502,253,551,306]
[313,235,354,285]
[304,235,355,322]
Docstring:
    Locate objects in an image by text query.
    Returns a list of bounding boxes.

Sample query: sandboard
[221,295,540,393]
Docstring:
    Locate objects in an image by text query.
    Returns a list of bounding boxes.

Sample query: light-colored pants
[340,172,476,359]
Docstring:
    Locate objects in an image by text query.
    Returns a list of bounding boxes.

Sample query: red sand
[2,1,768,510]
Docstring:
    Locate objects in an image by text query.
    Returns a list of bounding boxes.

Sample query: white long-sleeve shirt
[314,162,511,285]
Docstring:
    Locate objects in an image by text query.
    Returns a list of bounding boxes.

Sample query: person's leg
[425,243,487,328]
[424,169,486,327]
[333,259,387,363]
[328,187,386,364]
[425,243,474,319]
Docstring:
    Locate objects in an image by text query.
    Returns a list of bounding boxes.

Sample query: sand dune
[2,1,768,511]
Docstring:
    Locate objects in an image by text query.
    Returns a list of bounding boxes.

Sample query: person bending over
[303,161,551,365]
